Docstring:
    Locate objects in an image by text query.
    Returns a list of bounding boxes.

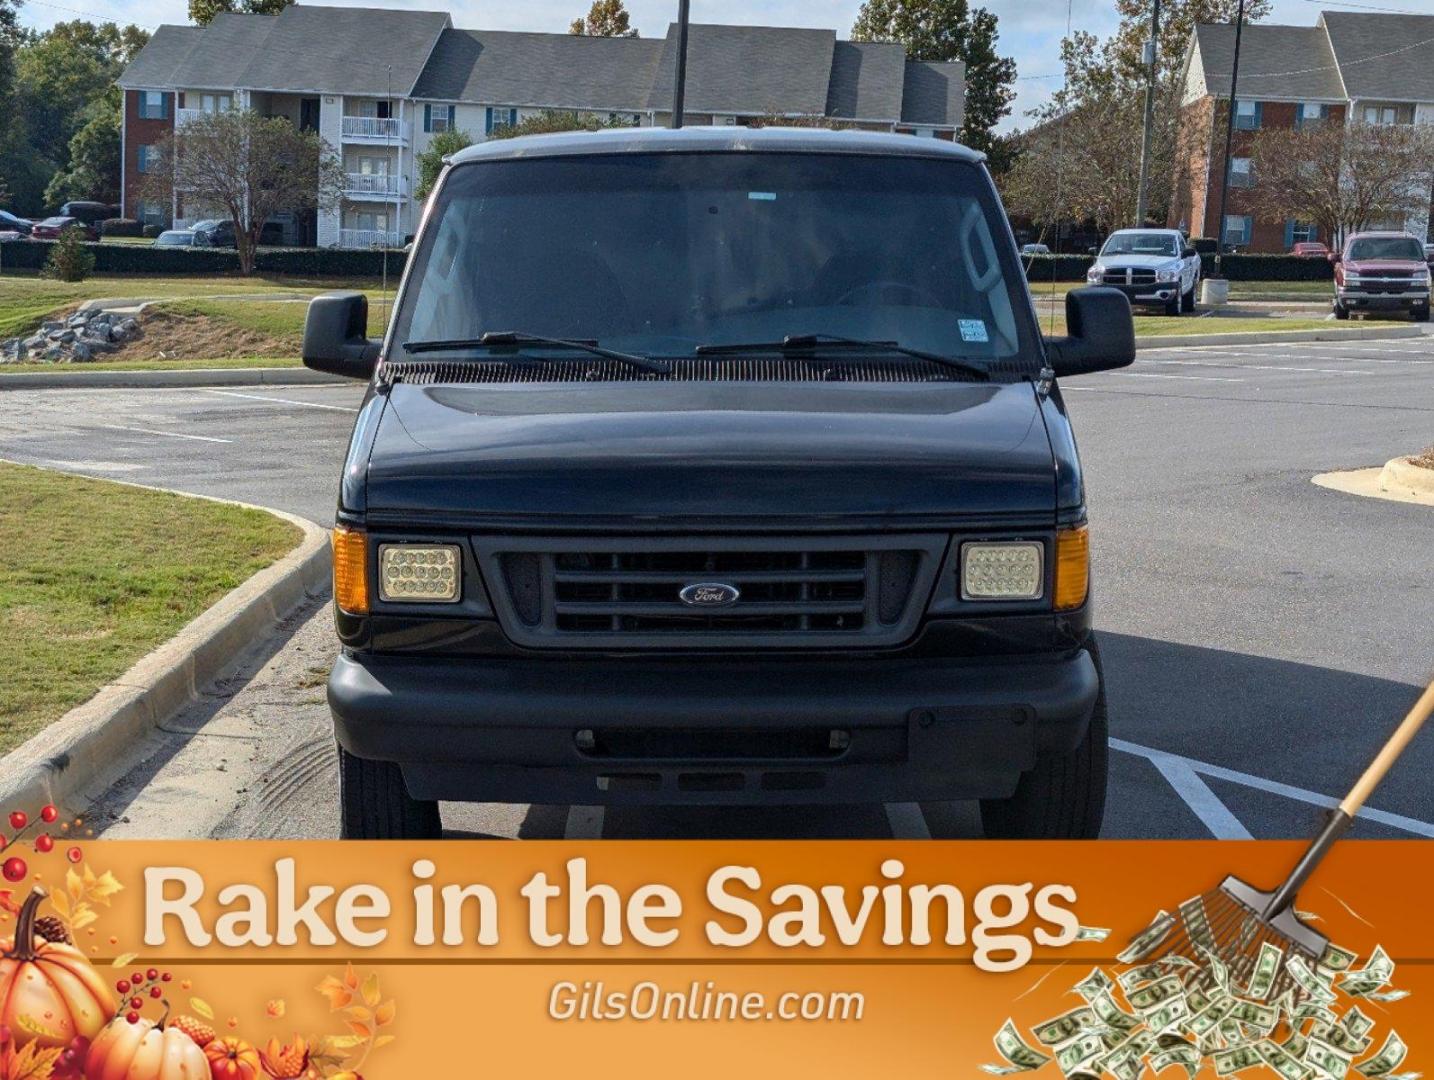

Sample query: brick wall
[123,90,175,221]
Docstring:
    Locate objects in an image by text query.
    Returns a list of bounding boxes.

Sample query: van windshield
[393,152,1039,372]
[1346,236,1424,262]
[1101,232,1178,257]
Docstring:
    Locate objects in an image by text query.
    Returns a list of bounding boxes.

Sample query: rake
[1134,676,1434,1002]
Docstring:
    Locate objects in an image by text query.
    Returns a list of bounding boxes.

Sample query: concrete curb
[1137,325,1425,351]
[0,493,331,817]
[0,366,343,389]
[1380,456,1434,497]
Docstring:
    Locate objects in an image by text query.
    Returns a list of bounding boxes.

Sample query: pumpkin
[204,1036,261,1080]
[0,887,115,1050]
[84,1015,209,1080]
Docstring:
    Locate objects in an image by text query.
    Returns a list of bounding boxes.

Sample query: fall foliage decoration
[83,1012,207,1080]
[0,890,115,1052]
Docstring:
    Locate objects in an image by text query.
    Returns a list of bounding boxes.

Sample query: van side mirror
[1328,251,1341,264]
[303,292,380,380]
[1183,246,1197,258]
[1043,287,1135,378]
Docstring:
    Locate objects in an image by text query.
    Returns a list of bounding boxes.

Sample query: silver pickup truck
[1085,228,1201,315]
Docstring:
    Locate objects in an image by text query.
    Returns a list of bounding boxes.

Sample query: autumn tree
[1246,120,1434,242]
[487,110,634,141]
[851,0,1016,164]
[189,0,292,27]
[415,128,472,200]
[141,110,343,273]
[569,0,637,38]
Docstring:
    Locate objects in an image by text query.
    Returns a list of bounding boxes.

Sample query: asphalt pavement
[1,331,1431,841]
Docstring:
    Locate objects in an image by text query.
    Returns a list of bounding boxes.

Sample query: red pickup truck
[1332,232,1431,321]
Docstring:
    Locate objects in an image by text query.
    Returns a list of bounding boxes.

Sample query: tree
[44,92,121,206]
[1246,120,1434,242]
[189,0,293,27]
[415,128,472,200]
[141,110,343,273]
[569,0,637,37]
[43,224,95,282]
[851,0,1016,162]
[487,110,633,140]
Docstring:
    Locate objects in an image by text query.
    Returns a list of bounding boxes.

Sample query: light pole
[1134,0,1161,226]
[671,0,691,128]
[1213,0,1247,278]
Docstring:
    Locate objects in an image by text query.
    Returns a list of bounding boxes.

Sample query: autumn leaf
[360,972,381,1008]
[14,1014,64,1041]
[0,890,20,917]
[190,997,215,1020]
[373,1000,395,1027]
[71,908,98,931]
[372,1034,396,1049]
[2,1041,64,1080]
[86,868,124,905]
[342,963,359,990]
[320,1035,365,1053]
[65,868,84,904]
[47,891,69,920]
[342,1006,371,1025]
[266,999,286,1019]
[316,975,353,1011]
[344,1020,371,1040]
[110,952,138,968]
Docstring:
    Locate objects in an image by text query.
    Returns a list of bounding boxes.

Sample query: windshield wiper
[402,331,671,374]
[694,333,988,380]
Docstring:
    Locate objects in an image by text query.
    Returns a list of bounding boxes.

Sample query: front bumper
[1337,287,1429,310]
[329,648,1100,805]
[1091,281,1180,305]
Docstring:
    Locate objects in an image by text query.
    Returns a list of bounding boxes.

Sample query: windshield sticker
[748,191,777,201]
[959,319,989,343]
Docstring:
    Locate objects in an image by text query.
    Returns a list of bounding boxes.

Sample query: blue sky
[19,0,1434,130]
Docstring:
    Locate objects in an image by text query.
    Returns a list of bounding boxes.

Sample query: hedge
[99,218,143,237]
[1022,255,1094,282]
[1023,252,1334,282]
[0,239,404,277]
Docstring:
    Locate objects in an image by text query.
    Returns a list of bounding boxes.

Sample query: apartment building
[1172,11,1434,252]
[117,5,966,249]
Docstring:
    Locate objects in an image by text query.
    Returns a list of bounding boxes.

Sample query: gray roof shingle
[826,41,907,121]
[411,29,663,110]
[117,25,203,89]
[646,23,836,115]
[168,12,278,90]
[1319,11,1434,102]
[1193,23,1345,100]
[900,60,966,126]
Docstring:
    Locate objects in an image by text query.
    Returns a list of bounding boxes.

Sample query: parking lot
[1,330,1431,841]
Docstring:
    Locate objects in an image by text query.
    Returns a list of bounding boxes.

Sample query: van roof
[446,125,985,168]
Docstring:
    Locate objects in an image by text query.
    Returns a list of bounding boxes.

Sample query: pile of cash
[983,899,1415,1080]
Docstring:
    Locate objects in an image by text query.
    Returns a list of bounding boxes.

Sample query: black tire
[1413,303,1430,323]
[1164,292,1181,316]
[1181,280,1196,314]
[1333,301,1350,320]
[338,744,442,839]
[979,637,1109,839]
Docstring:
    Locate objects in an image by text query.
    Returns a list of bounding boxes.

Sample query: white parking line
[1112,738,1434,838]
[196,389,360,412]
[884,802,932,839]
[1116,372,1244,383]
[99,424,233,444]
[1140,360,1370,376]
[1145,756,1254,840]
[564,805,605,839]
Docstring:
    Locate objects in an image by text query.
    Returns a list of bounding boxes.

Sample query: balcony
[176,108,206,127]
[341,116,409,142]
[344,173,406,200]
[339,228,403,249]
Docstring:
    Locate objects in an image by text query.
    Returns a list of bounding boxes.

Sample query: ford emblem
[679,582,741,608]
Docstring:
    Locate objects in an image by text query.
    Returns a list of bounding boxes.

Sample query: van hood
[1095,254,1179,271]
[362,380,1056,523]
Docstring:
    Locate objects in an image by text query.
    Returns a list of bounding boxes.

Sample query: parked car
[58,201,119,228]
[1085,228,1201,315]
[1021,243,1050,255]
[304,126,1138,840]
[1425,242,1434,264]
[1291,241,1329,259]
[1331,232,1430,321]
[153,229,198,247]
[0,211,33,236]
[31,216,98,241]
[191,219,237,248]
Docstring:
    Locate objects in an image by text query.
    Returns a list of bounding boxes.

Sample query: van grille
[1101,268,1157,286]
[475,535,945,649]
[385,356,991,384]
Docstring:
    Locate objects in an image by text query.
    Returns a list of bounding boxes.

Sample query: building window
[197,93,231,113]
[1222,214,1252,246]
[1228,157,1253,188]
[139,91,168,120]
[485,107,518,135]
[1362,104,1407,126]
[423,104,453,133]
[139,200,165,226]
[607,112,642,127]
[1287,221,1318,245]
[1298,102,1326,127]
[136,145,158,174]
[1234,99,1260,130]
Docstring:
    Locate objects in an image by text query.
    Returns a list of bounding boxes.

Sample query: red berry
[35,834,54,853]
[66,846,82,863]
[0,834,6,850]
[8,812,25,831]
[131,972,143,985]
[41,805,59,824]
[146,968,159,981]
[150,986,162,999]
[116,980,130,994]
[129,997,143,1010]
[161,972,172,982]
[2,856,26,882]
[126,1012,139,1024]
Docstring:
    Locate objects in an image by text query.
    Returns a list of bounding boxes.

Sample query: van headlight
[1086,267,1103,283]
[379,543,462,603]
[960,541,1043,601]
[1157,268,1179,282]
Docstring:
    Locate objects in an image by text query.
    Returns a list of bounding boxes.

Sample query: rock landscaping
[0,308,141,364]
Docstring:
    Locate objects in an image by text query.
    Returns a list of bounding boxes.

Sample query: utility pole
[1134,0,1161,226]
[1213,0,1247,277]
[671,0,691,128]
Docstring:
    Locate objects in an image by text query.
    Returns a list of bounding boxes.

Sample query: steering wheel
[833,280,940,308]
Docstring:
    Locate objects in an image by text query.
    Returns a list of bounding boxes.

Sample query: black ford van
[303,127,1135,840]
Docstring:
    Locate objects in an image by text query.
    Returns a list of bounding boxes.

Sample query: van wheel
[1414,302,1430,323]
[1334,301,1350,320]
[980,637,1108,840]
[338,745,443,839]
[1164,292,1181,316]
[1181,281,1196,314]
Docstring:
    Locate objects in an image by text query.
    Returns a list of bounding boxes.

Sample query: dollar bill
[1319,943,1358,973]
[1033,1007,1100,1047]
[984,1019,1053,1074]
[1091,991,1141,1034]
[1283,1032,1310,1059]
[1296,1002,1340,1027]
[1118,912,1176,965]
[1200,945,1233,994]
[1179,896,1217,952]
[1259,1040,1313,1080]
[1076,925,1112,942]
[1340,947,1394,996]
[1355,1032,1407,1078]
[1188,997,1237,1038]
[1074,968,1115,1002]
[1228,999,1278,1033]
[1146,997,1191,1034]
[1246,941,1285,1001]
[1307,1037,1354,1080]
[1186,986,1212,1014]
[1119,963,1169,992]
[1128,975,1185,1014]
[1214,1045,1264,1076]
[1361,989,1409,1004]
[1288,955,1339,1005]
[1056,1033,1107,1076]
[1312,1021,1373,1057]
[1150,1044,1200,1079]
[1342,1008,1375,1040]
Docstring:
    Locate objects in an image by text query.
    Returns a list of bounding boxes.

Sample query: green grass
[0,462,302,753]
[156,294,394,342]
[1028,280,1334,303]
[1035,314,1339,337]
[0,355,302,375]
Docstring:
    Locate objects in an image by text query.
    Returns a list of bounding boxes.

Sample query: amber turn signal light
[332,526,370,615]
[1054,525,1090,611]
